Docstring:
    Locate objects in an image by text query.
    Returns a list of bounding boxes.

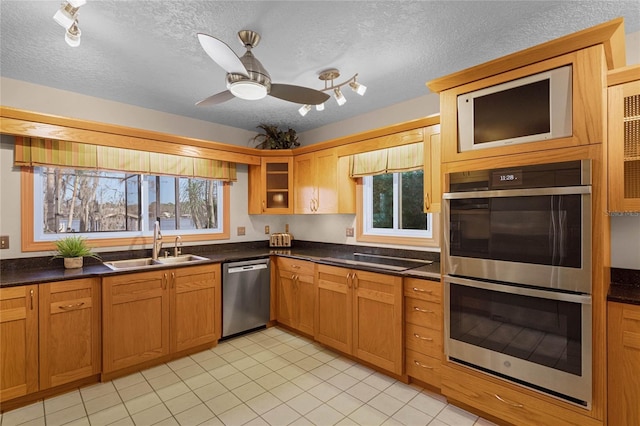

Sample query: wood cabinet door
[315,149,338,214]
[0,285,38,402]
[276,269,296,328]
[608,302,640,426]
[423,127,441,213]
[608,79,640,212]
[315,264,352,354]
[171,265,219,353]
[39,278,101,389]
[294,153,315,214]
[102,270,170,373]
[296,272,316,336]
[352,270,403,375]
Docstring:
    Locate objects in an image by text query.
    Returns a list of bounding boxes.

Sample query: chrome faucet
[152,219,163,260]
[174,235,182,257]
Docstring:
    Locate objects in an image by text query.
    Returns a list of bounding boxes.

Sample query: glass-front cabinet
[248,157,293,214]
[608,66,640,212]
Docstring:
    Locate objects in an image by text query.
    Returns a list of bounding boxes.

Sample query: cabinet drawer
[406,349,441,388]
[405,323,442,358]
[277,258,315,275]
[404,278,441,303]
[405,297,442,330]
[442,366,599,426]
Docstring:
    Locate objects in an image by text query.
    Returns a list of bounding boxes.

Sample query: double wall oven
[443,160,593,407]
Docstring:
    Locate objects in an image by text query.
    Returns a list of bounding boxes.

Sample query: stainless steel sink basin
[155,254,208,264]
[103,254,208,270]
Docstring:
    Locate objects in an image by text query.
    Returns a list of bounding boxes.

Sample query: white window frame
[362,172,433,239]
[33,167,225,242]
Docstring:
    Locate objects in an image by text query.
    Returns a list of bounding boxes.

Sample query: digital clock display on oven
[491,170,523,188]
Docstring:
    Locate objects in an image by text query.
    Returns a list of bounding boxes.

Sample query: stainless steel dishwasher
[222,258,270,339]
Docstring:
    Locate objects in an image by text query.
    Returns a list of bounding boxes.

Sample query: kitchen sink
[155,254,208,264]
[103,254,208,270]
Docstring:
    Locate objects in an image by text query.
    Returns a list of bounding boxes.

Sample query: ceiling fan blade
[269,84,330,105]
[197,33,248,76]
[195,90,235,107]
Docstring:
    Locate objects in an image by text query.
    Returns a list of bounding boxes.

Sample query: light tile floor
[0,327,498,426]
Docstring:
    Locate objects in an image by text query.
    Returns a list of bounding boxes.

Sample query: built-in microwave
[457,65,572,152]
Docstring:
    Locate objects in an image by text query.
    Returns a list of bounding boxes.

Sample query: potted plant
[252,124,299,149]
[52,235,101,269]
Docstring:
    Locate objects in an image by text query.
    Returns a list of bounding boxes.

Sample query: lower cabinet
[0,285,38,403]
[0,279,101,404]
[608,301,640,426]
[404,278,442,388]
[315,264,403,375]
[102,264,220,376]
[276,258,315,336]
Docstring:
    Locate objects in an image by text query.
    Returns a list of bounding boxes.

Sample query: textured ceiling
[1,1,639,133]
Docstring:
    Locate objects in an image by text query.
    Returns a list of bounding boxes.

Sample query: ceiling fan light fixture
[298,104,312,116]
[316,102,325,111]
[67,0,87,7]
[65,20,81,47]
[53,2,79,29]
[334,88,346,106]
[228,80,268,100]
[350,81,367,96]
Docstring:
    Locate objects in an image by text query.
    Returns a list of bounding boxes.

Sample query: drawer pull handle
[291,265,301,269]
[59,302,85,310]
[413,333,433,341]
[494,394,524,408]
[413,360,433,369]
[414,307,434,313]
[412,287,432,294]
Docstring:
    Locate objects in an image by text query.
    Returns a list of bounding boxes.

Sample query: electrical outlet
[0,236,8,249]
[265,225,270,234]
[346,227,354,237]
[237,227,245,236]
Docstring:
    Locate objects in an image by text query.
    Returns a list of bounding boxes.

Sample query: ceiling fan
[196,30,330,107]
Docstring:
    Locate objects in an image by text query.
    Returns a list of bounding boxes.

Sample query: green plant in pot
[52,235,101,269]
[252,124,299,149]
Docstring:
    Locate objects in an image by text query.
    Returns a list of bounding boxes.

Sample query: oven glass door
[449,193,582,267]
[445,276,592,405]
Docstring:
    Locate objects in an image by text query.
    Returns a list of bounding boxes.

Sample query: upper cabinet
[608,65,640,212]
[294,149,355,214]
[423,125,441,213]
[248,157,294,214]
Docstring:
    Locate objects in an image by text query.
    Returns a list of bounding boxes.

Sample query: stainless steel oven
[444,275,592,406]
[443,160,592,293]
[443,160,593,407]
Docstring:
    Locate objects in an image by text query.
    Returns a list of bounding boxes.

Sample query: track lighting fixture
[53,1,86,47]
[298,68,367,116]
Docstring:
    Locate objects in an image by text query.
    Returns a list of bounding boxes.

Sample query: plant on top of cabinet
[252,124,299,150]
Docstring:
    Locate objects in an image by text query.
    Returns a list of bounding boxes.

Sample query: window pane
[372,174,393,228]
[40,167,133,233]
[178,178,219,229]
[400,170,427,230]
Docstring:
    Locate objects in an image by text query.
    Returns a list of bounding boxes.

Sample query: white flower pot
[64,257,83,269]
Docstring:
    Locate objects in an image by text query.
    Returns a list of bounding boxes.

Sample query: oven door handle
[443,185,591,200]
[444,275,592,304]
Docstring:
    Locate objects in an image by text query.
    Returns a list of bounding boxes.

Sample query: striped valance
[14,137,236,181]
[349,142,424,177]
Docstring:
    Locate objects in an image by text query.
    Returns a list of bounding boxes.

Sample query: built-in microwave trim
[444,275,593,407]
[457,65,572,152]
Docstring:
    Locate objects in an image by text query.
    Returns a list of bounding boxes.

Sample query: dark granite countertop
[0,241,441,287]
[608,268,640,306]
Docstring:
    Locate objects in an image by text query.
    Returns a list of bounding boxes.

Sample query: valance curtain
[14,137,237,181]
[349,142,424,177]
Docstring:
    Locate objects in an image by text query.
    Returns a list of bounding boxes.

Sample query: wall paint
[1,32,639,264]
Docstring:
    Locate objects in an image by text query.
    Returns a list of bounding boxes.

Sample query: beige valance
[14,137,236,181]
[349,142,424,177]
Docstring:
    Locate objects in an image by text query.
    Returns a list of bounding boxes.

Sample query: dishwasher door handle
[227,264,269,274]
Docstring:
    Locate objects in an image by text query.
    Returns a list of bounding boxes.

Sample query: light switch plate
[237,227,245,236]
[0,236,9,249]
[346,227,354,237]
[265,225,270,234]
